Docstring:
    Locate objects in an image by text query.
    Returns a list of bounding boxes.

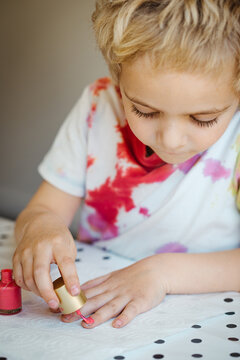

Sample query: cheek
[123,99,155,139]
[193,132,216,150]
[125,112,154,143]
[192,120,231,150]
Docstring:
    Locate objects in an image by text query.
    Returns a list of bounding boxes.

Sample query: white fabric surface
[0,218,238,360]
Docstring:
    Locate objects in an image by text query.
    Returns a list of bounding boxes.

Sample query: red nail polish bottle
[0,269,22,315]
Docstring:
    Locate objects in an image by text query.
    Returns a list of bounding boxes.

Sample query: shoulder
[85,77,125,128]
[89,77,123,110]
[88,77,121,98]
[61,77,123,131]
[229,111,240,210]
[84,77,122,107]
[73,77,121,110]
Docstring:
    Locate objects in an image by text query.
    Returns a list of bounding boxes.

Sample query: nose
[157,118,186,152]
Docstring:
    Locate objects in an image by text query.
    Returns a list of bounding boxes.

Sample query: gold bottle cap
[53,276,87,315]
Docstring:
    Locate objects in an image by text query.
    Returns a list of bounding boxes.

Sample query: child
[13,0,240,329]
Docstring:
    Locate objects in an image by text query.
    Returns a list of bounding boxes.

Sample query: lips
[157,149,186,156]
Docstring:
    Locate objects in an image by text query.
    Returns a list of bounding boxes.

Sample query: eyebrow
[123,89,231,115]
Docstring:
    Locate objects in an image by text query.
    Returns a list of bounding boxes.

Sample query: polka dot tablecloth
[0,217,239,360]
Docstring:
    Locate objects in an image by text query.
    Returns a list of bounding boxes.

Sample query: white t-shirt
[38,78,240,260]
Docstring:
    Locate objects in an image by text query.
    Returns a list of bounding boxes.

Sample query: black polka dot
[192,325,201,329]
[227,324,237,328]
[101,247,107,251]
[192,355,203,358]
[0,357,7,360]
[113,356,125,360]
[225,312,235,315]
[0,234,8,239]
[77,248,84,252]
[191,339,202,343]
[153,355,164,359]
[154,339,165,344]
[102,256,111,260]
[228,337,239,342]
[75,258,81,262]
[224,298,234,303]
[230,353,240,358]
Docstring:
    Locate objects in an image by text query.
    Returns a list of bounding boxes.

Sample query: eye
[190,116,219,127]
[131,105,158,118]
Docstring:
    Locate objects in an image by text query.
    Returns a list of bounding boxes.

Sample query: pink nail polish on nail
[76,309,94,325]
[114,320,122,327]
[63,314,72,320]
[48,300,58,309]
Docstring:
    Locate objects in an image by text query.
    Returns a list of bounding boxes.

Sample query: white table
[0,217,239,360]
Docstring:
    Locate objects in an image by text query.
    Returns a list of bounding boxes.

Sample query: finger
[112,300,141,328]
[81,297,127,329]
[61,311,82,323]
[83,275,113,299]
[55,248,80,297]
[21,255,41,296]
[49,307,61,313]
[12,255,28,291]
[83,284,108,299]
[81,273,111,291]
[34,251,60,309]
[19,249,40,295]
[62,291,115,323]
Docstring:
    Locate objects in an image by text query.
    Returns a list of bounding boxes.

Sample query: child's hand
[12,212,80,310]
[61,256,168,328]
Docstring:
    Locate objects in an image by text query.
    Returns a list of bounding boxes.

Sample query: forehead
[120,55,236,113]
[122,54,235,87]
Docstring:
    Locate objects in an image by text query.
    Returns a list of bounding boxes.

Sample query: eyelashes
[190,116,218,127]
[131,105,219,128]
[131,105,157,119]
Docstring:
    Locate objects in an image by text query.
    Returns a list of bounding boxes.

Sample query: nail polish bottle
[0,269,22,315]
[53,276,94,324]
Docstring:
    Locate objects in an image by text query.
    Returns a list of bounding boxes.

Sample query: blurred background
[0,1,107,222]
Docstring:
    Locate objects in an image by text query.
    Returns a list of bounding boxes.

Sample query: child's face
[119,56,239,164]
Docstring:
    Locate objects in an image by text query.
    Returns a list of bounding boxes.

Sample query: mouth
[158,150,185,156]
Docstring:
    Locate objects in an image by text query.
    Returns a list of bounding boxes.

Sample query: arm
[14,180,82,308]
[15,180,80,237]
[152,249,240,294]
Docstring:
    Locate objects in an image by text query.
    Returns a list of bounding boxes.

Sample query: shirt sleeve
[38,86,91,197]
[234,151,240,211]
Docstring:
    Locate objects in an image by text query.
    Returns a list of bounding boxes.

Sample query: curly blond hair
[92,0,240,92]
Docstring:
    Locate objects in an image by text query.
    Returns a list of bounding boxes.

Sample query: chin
[157,152,196,165]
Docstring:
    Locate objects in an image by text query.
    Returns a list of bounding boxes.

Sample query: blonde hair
[92,0,240,93]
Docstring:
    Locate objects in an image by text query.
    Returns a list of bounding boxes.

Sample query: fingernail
[48,300,58,309]
[83,322,92,327]
[71,285,80,296]
[114,319,123,327]
[63,314,72,320]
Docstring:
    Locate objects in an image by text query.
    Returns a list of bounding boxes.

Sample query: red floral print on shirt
[90,77,111,96]
[87,155,95,169]
[87,103,97,128]
[84,123,175,240]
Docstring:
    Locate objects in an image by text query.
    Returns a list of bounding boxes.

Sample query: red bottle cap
[1,269,13,283]
[0,269,22,315]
